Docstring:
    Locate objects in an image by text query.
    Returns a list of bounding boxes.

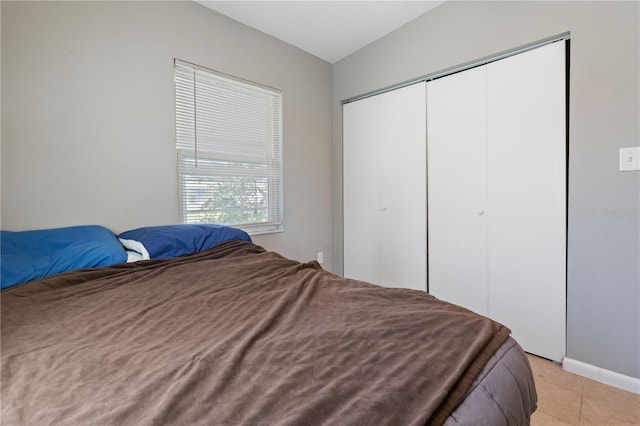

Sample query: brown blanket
[1,240,509,425]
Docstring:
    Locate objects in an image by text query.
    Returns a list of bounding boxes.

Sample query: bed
[1,225,537,425]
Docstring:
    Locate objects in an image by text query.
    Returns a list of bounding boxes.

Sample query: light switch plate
[619,147,640,171]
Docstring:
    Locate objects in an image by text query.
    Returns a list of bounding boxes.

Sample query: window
[174,60,283,234]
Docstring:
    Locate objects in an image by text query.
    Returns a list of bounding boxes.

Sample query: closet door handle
[477,210,485,216]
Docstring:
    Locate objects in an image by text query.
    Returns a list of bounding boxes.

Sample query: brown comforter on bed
[1,240,509,425]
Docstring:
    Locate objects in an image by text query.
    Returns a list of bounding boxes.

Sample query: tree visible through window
[175,60,283,234]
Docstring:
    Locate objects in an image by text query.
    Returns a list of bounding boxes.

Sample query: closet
[427,41,566,362]
[343,82,426,291]
[343,40,567,362]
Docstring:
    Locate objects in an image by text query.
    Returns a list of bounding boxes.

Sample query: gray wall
[1,1,334,271]
[333,1,640,378]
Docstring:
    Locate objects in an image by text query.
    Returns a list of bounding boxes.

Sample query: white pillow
[119,238,150,262]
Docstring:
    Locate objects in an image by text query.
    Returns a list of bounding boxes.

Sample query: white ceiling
[195,1,445,64]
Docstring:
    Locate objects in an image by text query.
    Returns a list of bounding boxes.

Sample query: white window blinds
[175,60,283,234]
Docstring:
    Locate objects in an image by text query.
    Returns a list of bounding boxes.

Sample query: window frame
[174,59,284,235]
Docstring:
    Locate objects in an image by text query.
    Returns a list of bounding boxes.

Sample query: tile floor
[527,354,640,426]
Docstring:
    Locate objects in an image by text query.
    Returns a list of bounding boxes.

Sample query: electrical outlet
[619,147,640,171]
[317,251,324,264]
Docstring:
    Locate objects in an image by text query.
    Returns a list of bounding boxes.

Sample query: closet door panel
[486,41,566,361]
[378,83,427,290]
[427,67,489,315]
[343,96,381,284]
[343,82,427,290]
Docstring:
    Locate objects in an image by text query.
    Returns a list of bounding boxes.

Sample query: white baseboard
[562,357,640,394]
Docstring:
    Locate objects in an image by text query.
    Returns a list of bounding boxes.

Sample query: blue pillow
[1,225,127,289]
[117,224,251,259]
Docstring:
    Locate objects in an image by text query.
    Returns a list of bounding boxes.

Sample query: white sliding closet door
[427,41,566,362]
[427,67,489,316]
[343,82,426,291]
[343,94,381,285]
[486,42,566,362]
